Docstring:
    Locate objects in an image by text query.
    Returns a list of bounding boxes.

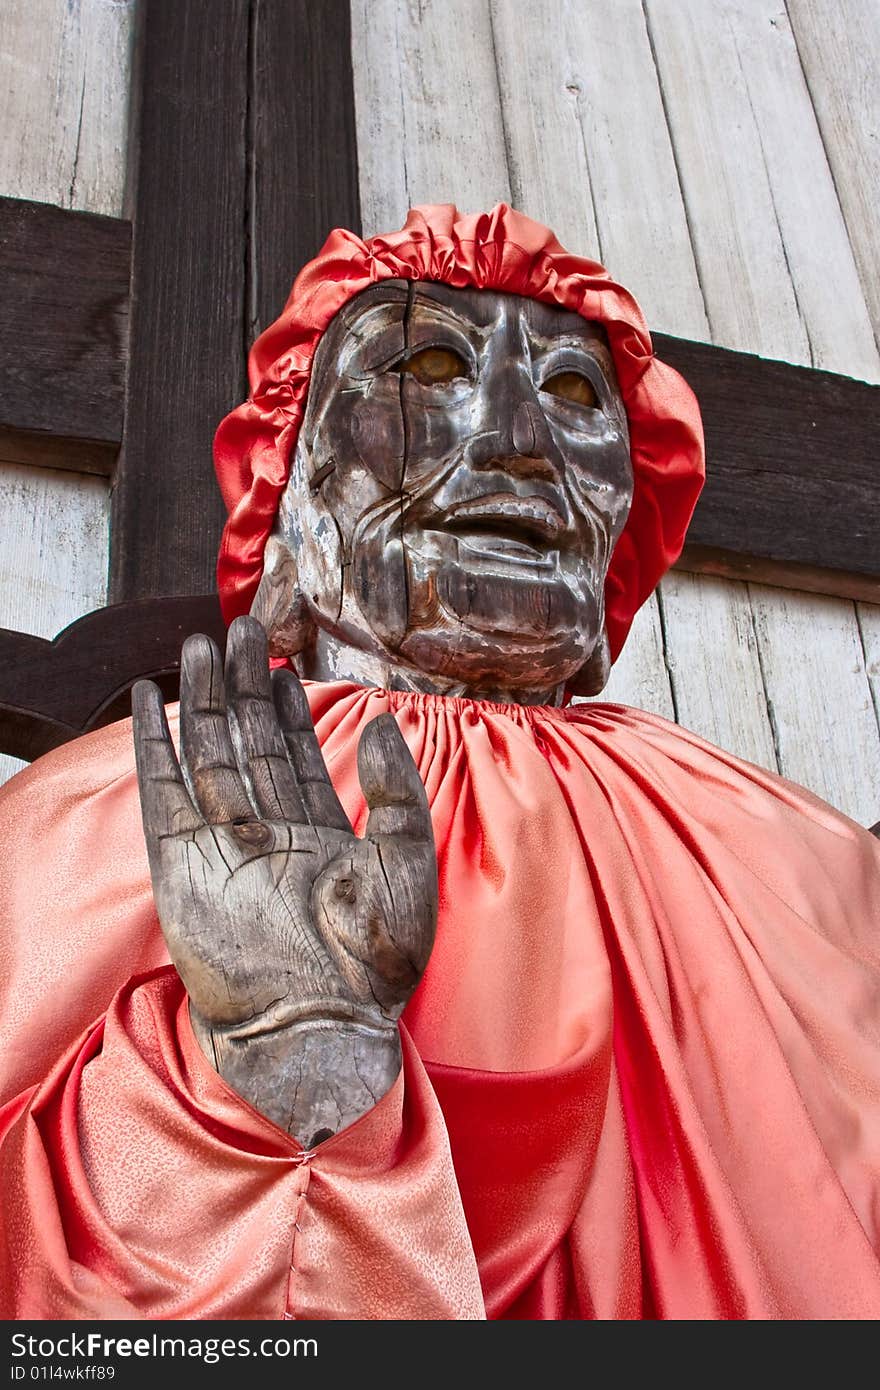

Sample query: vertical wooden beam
[110,0,250,601]
[111,0,361,601]
[250,0,362,339]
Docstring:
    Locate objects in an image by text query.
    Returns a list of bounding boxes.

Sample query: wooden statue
[133,281,632,1145]
[4,204,880,1320]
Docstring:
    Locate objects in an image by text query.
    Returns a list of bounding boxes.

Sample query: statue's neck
[296,629,567,707]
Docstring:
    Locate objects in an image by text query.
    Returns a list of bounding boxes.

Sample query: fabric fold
[2,683,880,1318]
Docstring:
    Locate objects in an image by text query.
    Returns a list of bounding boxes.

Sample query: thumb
[358,714,433,846]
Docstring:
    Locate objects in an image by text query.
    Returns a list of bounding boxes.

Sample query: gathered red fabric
[3,206,878,1322]
[2,688,880,1319]
[213,203,705,662]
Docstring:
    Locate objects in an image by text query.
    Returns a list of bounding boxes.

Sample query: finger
[132,680,203,839]
[359,714,434,845]
[224,615,308,822]
[272,668,352,832]
[179,633,254,824]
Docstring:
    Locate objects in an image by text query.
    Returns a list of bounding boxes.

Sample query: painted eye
[541,371,598,408]
[399,346,468,385]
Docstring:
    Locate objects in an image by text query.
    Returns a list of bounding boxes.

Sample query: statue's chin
[307,522,605,697]
[394,624,593,693]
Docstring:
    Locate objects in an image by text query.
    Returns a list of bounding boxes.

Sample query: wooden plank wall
[350,0,880,824]
[1,0,878,825]
[0,0,135,780]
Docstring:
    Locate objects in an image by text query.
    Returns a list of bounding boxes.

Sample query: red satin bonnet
[213,203,705,663]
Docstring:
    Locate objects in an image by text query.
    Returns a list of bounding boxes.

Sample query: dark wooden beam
[676,545,880,604]
[250,0,362,338]
[0,195,130,476]
[108,0,363,605]
[656,332,880,599]
[0,596,226,763]
[109,0,251,602]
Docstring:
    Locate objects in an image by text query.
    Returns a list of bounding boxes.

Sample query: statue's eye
[399,346,468,385]
[541,371,598,408]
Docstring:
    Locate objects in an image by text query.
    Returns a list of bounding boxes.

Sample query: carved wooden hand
[132,615,438,1147]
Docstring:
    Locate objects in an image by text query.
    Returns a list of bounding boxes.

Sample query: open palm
[132,616,438,1048]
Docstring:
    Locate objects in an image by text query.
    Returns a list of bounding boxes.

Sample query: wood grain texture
[600,593,675,720]
[857,604,880,745]
[643,0,880,813]
[676,547,880,606]
[0,0,134,783]
[490,0,710,339]
[785,0,880,807]
[0,463,111,780]
[659,571,777,768]
[786,0,880,352]
[0,593,227,764]
[749,584,880,824]
[250,0,362,338]
[0,196,130,473]
[655,331,880,582]
[350,0,511,227]
[349,0,673,714]
[0,0,135,218]
[109,0,249,602]
[646,0,879,379]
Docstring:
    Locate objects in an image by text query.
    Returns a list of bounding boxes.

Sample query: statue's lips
[427,493,566,566]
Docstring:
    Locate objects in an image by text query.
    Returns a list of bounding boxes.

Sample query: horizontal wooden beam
[0,595,226,763]
[655,332,880,590]
[0,195,131,475]
[0,186,876,602]
[675,544,880,605]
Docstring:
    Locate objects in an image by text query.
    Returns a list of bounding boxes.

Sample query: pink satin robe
[2,684,880,1319]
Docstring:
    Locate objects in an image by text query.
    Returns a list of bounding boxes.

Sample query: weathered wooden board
[659,571,776,768]
[643,0,880,817]
[858,605,880,741]
[749,585,879,825]
[351,0,674,716]
[785,0,880,813]
[0,196,130,475]
[601,595,675,720]
[645,0,879,380]
[351,0,880,820]
[0,0,135,785]
[786,0,880,351]
[656,331,880,587]
[0,464,110,782]
[0,0,135,219]
[354,0,512,214]
[489,0,710,339]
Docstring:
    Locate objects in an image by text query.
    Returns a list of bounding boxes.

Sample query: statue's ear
[566,626,611,698]
[249,535,316,659]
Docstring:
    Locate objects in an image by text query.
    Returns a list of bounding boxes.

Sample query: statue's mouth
[428,493,565,567]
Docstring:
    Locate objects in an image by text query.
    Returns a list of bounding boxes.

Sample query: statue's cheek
[349,390,406,491]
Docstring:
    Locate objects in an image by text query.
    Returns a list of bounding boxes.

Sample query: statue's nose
[467,365,564,481]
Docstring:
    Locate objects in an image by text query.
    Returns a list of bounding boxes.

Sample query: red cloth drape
[2,686,880,1319]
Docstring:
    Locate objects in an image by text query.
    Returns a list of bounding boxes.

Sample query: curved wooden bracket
[0,595,226,763]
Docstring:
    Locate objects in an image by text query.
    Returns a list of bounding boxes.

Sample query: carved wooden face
[273,280,634,692]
